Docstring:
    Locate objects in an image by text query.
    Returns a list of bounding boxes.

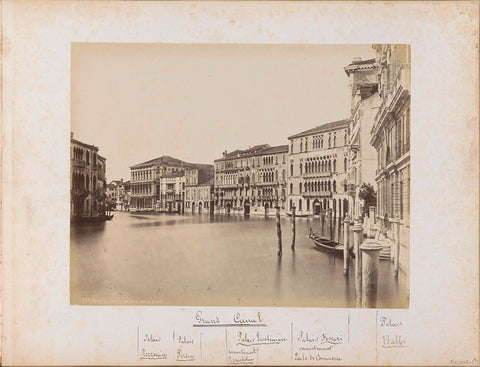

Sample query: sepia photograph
[70,43,411,308]
[3,1,478,365]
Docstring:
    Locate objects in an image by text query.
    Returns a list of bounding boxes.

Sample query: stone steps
[379,240,392,261]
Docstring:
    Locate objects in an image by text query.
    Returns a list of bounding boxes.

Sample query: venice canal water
[71,211,408,308]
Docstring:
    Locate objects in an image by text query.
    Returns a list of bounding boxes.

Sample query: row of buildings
[127,156,214,214]
[110,44,410,223]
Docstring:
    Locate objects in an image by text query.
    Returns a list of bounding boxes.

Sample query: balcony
[303,170,332,178]
[374,64,411,133]
[72,159,86,168]
[301,191,332,198]
[71,187,89,197]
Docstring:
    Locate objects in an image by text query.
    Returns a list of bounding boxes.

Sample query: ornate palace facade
[287,120,350,217]
[214,144,288,215]
[70,133,107,220]
[370,44,411,273]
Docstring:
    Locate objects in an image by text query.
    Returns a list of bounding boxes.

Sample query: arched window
[299,182,302,193]
[290,183,293,194]
[333,159,336,172]
[290,164,293,176]
[328,181,331,191]
[289,199,293,210]
[307,199,310,210]
[333,135,336,147]
[344,157,347,171]
[299,199,302,210]
[299,163,302,175]
[344,133,347,145]
[300,140,303,152]
[328,136,331,148]
[333,180,336,193]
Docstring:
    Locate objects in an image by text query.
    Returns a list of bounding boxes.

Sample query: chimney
[223,150,227,158]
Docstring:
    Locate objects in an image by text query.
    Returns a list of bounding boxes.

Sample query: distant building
[107,179,129,211]
[129,155,213,213]
[287,120,350,217]
[129,156,188,212]
[344,57,381,218]
[158,172,186,213]
[185,167,215,214]
[106,182,116,210]
[70,133,107,220]
[214,144,288,215]
[370,44,411,273]
[123,181,131,210]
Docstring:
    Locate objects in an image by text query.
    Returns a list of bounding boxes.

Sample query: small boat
[307,227,351,257]
[286,212,310,218]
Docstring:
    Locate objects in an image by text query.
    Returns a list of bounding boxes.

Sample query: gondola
[307,227,351,257]
[286,212,310,218]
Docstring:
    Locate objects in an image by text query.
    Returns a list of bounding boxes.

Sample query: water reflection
[70,211,408,308]
[291,250,296,274]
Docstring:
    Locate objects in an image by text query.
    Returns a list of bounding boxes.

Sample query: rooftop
[215,144,287,162]
[130,155,212,170]
[71,137,99,152]
[288,119,350,140]
[344,58,376,76]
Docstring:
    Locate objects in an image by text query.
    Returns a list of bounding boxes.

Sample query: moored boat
[286,212,310,218]
[307,227,352,257]
[71,213,114,223]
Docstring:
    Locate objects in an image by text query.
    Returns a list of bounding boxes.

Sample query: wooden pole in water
[291,205,296,250]
[329,209,333,241]
[353,218,364,308]
[343,216,350,275]
[321,209,324,236]
[276,205,282,256]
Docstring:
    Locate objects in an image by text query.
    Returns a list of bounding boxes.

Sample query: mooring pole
[353,218,364,308]
[329,208,333,241]
[276,205,282,256]
[343,216,350,275]
[360,241,383,308]
[291,205,296,250]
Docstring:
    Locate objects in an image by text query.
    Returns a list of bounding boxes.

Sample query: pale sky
[71,43,375,181]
